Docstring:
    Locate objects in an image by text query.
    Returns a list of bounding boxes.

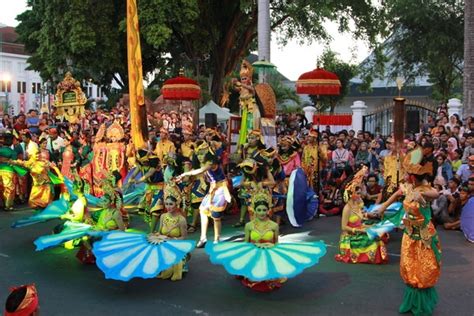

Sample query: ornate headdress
[240,60,254,81]
[308,129,318,138]
[106,121,125,142]
[343,165,368,202]
[403,147,433,176]
[4,284,39,316]
[251,186,272,211]
[164,183,182,207]
[239,158,257,175]
[247,129,264,145]
[95,124,106,142]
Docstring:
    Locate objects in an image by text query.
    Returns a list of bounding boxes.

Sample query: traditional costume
[335,166,388,264]
[237,60,261,145]
[206,187,326,291]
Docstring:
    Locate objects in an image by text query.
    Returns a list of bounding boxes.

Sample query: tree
[464,0,474,116]
[17,0,388,102]
[158,0,388,102]
[383,0,464,103]
[16,0,197,90]
[309,49,358,113]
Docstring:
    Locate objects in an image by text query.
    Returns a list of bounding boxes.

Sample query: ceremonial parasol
[162,69,201,128]
[162,69,201,100]
[295,67,341,194]
[296,67,341,95]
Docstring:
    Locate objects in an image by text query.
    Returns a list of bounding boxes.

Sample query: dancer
[175,151,231,247]
[154,184,190,281]
[379,148,441,315]
[235,60,261,145]
[0,133,21,211]
[185,141,210,233]
[8,146,53,209]
[127,149,165,231]
[301,130,327,189]
[335,166,388,264]
[206,186,326,291]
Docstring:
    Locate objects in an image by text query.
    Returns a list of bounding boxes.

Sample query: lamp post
[1,73,11,115]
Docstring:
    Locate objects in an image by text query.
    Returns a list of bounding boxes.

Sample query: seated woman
[152,184,189,281]
[335,166,388,264]
[205,187,327,291]
[241,188,284,292]
[319,179,343,216]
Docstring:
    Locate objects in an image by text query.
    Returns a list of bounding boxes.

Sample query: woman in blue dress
[175,152,231,248]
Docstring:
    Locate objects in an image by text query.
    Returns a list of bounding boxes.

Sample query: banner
[19,93,26,113]
[127,0,147,149]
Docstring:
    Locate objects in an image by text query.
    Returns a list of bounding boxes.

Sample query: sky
[1,1,372,81]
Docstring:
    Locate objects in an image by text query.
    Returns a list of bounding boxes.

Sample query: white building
[0,24,106,115]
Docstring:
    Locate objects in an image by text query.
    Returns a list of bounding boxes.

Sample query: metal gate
[363,100,437,136]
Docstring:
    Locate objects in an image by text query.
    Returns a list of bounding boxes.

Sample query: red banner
[313,114,352,126]
[20,93,26,113]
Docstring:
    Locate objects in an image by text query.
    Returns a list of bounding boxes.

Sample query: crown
[164,183,182,207]
[106,121,125,142]
[343,165,368,202]
[251,186,272,210]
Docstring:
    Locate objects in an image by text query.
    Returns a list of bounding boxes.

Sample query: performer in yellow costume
[0,133,19,211]
[154,128,176,166]
[379,148,441,316]
[153,184,189,281]
[301,130,327,189]
[9,146,53,209]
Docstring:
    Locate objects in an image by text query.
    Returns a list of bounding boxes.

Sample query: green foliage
[16,0,388,103]
[268,77,301,106]
[309,49,358,113]
[383,0,464,102]
[144,87,161,103]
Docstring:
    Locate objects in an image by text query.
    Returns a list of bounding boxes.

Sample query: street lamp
[1,73,11,115]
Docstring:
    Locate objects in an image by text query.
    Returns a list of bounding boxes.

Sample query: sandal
[196,239,207,248]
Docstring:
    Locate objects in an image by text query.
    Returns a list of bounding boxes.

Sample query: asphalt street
[1,207,473,316]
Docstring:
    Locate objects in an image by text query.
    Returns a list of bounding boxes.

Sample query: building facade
[0,25,105,115]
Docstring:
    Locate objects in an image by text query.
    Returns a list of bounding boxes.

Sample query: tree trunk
[464,0,474,117]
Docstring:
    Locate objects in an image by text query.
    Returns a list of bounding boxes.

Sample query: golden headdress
[403,147,433,176]
[261,147,277,159]
[95,124,106,142]
[238,158,257,174]
[247,129,264,144]
[251,186,272,211]
[164,183,182,207]
[106,121,125,142]
[343,165,368,202]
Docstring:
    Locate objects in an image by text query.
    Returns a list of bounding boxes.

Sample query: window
[32,82,36,94]
[96,86,100,98]
[37,83,42,93]
[17,81,27,93]
[88,86,93,97]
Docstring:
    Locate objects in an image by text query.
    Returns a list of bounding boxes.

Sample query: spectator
[435,153,453,185]
[456,155,474,183]
[462,132,474,163]
[361,174,382,206]
[26,110,40,135]
[355,141,371,168]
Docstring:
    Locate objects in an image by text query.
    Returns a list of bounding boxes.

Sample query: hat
[238,158,257,174]
[308,130,318,138]
[4,284,39,316]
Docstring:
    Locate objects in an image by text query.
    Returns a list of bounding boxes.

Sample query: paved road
[1,207,473,316]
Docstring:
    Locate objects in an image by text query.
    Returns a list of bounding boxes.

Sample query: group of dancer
[1,118,446,315]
